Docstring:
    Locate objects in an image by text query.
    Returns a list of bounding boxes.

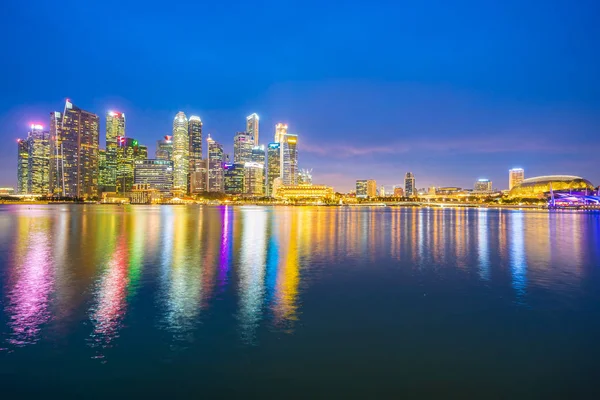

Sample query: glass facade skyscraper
[116,137,147,193]
[105,111,125,192]
[281,133,298,186]
[26,124,50,195]
[274,123,288,143]
[233,132,253,163]
[509,168,525,190]
[244,162,264,196]
[223,163,245,194]
[156,136,173,160]
[17,138,29,194]
[246,113,259,145]
[404,172,415,197]
[172,111,189,194]
[266,143,281,197]
[207,135,224,192]
[188,116,202,171]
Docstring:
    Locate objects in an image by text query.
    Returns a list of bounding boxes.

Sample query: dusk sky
[1,0,599,191]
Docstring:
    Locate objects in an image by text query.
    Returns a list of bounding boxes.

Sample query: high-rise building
[246,113,260,145]
[509,168,525,190]
[297,169,313,185]
[188,116,202,170]
[105,111,125,191]
[49,100,100,198]
[223,162,245,194]
[474,179,493,192]
[17,138,29,194]
[281,133,298,185]
[274,123,288,143]
[251,145,265,164]
[266,143,281,197]
[26,124,50,195]
[156,135,173,160]
[356,179,376,198]
[207,135,224,192]
[233,132,253,163]
[404,172,415,197]
[172,111,189,194]
[244,162,264,196]
[116,137,147,193]
[98,149,109,192]
[190,159,207,194]
[134,159,174,194]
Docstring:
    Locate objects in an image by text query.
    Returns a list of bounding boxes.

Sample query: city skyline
[2,1,600,191]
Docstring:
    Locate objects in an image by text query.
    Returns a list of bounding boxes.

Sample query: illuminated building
[509,175,595,198]
[379,185,386,197]
[17,138,29,194]
[172,111,189,194]
[246,113,260,145]
[356,179,376,198]
[24,124,50,195]
[0,188,15,196]
[105,111,125,191]
[49,100,100,198]
[188,116,202,171]
[281,133,298,185]
[509,168,525,190]
[428,186,436,195]
[207,135,224,192]
[244,162,264,196]
[266,143,281,197]
[224,163,245,194]
[98,149,109,191]
[404,172,415,197]
[134,159,173,194]
[393,186,404,197]
[233,132,253,163]
[251,145,265,164]
[190,159,207,193]
[297,169,312,185]
[274,123,288,143]
[436,187,462,195]
[474,179,493,192]
[274,184,334,200]
[116,137,146,193]
[130,183,160,204]
[156,135,173,160]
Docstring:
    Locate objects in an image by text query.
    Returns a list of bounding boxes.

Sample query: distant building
[105,111,125,191]
[428,186,436,195]
[274,123,288,143]
[134,159,173,194]
[207,136,224,192]
[393,186,404,197]
[379,185,386,197]
[437,187,462,195]
[49,100,100,198]
[172,111,189,194]
[404,172,415,197]
[98,149,109,192]
[275,184,334,200]
[190,159,207,193]
[356,179,376,198]
[251,145,265,165]
[223,163,245,195]
[246,113,260,145]
[244,162,264,196]
[0,188,15,196]
[298,169,313,185]
[188,116,203,171]
[509,168,525,190]
[233,131,253,163]
[117,137,147,193]
[156,136,173,160]
[474,179,493,192]
[26,125,50,195]
[281,133,298,185]
[130,183,160,204]
[266,143,281,197]
[17,138,29,194]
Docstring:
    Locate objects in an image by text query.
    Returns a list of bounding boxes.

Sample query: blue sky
[1,0,599,191]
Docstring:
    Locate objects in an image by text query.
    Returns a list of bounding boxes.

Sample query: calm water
[1,205,600,398]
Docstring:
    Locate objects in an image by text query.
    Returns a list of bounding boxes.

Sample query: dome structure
[509,175,595,198]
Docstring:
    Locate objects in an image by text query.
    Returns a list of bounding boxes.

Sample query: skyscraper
[116,137,146,193]
[246,113,259,145]
[223,163,245,194]
[207,135,224,192]
[274,123,288,143]
[99,149,109,192]
[251,145,265,165]
[233,132,253,163]
[298,169,312,185]
[105,111,125,192]
[244,162,264,196]
[49,100,100,198]
[266,143,281,197]
[134,159,174,194]
[156,135,173,160]
[190,159,207,194]
[280,133,298,185]
[509,168,525,190]
[356,179,376,198]
[188,116,202,171]
[17,138,29,194]
[26,124,50,195]
[172,111,189,194]
[474,179,493,192]
[404,172,415,197]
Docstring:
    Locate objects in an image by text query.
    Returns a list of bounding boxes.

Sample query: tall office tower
[474,179,493,192]
[190,159,207,193]
[172,111,189,194]
[404,172,415,197]
[98,149,109,191]
[17,138,29,194]
[188,116,202,171]
[251,144,265,165]
[297,168,312,185]
[274,123,288,143]
[233,132,253,163]
[266,143,281,196]
[246,113,259,145]
[280,133,298,185]
[207,135,224,192]
[134,159,174,194]
[156,135,173,160]
[244,162,264,196]
[223,163,245,194]
[356,180,377,198]
[116,137,146,193]
[26,124,50,194]
[49,100,100,198]
[509,168,525,190]
[105,111,125,191]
